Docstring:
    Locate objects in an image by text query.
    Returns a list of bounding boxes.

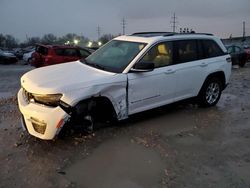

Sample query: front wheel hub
[84,115,94,133]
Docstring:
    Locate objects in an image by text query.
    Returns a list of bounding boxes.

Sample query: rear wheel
[198,78,222,107]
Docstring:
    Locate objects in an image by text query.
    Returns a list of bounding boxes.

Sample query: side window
[234,46,241,53]
[55,48,64,56]
[202,40,224,58]
[176,40,198,63]
[64,49,78,56]
[227,46,234,54]
[79,49,90,57]
[140,42,173,68]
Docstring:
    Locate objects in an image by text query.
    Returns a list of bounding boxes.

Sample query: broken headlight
[32,94,62,107]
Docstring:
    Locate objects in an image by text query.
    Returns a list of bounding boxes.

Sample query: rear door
[173,40,206,101]
[173,39,226,101]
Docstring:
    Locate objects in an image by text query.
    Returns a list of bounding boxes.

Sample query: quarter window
[201,40,224,58]
[140,42,173,68]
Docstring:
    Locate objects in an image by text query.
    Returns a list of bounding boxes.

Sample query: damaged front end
[18,73,128,140]
[63,97,119,135]
[18,88,71,140]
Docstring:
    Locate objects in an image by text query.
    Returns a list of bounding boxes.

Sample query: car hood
[21,61,116,94]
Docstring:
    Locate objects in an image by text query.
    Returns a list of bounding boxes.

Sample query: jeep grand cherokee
[18,32,231,140]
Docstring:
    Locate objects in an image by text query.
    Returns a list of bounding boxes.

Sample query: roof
[115,32,217,45]
[35,44,90,50]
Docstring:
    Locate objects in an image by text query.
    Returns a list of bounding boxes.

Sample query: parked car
[18,32,231,140]
[13,48,24,59]
[244,47,250,61]
[0,49,18,64]
[226,45,247,67]
[23,50,35,63]
[30,44,92,67]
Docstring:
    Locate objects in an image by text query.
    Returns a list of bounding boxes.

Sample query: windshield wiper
[91,63,106,70]
[81,59,106,71]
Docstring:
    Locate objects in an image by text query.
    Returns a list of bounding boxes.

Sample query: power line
[243,21,246,38]
[97,25,101,39]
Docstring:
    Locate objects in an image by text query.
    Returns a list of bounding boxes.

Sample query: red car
[31,44,92,67]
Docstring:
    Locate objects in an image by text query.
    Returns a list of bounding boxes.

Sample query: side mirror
[130,62,154,72]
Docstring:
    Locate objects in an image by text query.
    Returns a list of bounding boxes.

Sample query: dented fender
[61,74,128,120]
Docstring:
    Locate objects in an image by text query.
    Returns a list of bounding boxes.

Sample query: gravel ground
[0,63,250,188]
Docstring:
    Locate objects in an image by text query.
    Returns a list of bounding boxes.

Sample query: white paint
[18,34,232,140]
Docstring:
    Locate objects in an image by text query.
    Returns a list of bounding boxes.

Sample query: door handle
[200,62,208,67]
[164,69,176,74]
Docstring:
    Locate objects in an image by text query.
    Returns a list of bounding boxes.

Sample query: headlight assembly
[32,94,62,107]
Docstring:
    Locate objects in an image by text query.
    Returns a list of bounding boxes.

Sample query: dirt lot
[0,63,250,188]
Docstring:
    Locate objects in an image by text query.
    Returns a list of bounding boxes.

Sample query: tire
[198,77,222,107]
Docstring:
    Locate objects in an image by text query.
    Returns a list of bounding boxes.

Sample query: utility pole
[243,21,246,42]
[121,18,127,35]
[171,13,178,33]
[97,25,101,40]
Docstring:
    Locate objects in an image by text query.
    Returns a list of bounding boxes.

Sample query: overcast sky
[0,0,250,41]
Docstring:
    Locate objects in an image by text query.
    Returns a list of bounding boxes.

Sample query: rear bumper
[17,88,70,140]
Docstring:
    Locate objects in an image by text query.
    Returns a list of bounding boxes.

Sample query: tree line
[0,33,116,49]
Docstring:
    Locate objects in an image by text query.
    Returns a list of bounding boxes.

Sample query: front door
[128,42,177,115]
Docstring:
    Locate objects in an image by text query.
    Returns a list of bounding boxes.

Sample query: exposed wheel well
[73,96,117,122]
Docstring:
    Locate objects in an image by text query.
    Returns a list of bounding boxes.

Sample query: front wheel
[198,78,222,107]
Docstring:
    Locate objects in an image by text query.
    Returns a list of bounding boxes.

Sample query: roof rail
[176,33,214,36]
[131,32,174,37]
[131,32,214,37]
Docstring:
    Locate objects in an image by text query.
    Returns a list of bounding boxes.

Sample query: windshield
[81,40,146,73]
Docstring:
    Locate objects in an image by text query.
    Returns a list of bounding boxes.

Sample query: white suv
[18,32,231,140]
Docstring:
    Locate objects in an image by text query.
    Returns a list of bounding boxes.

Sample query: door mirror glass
[131,62,154,72]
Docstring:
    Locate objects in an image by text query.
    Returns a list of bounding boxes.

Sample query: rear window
[201,40,224,58]
[36,46,48,55]
[79,49,90,57]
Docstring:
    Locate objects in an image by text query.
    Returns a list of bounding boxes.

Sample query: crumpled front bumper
[17,88,70,140]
